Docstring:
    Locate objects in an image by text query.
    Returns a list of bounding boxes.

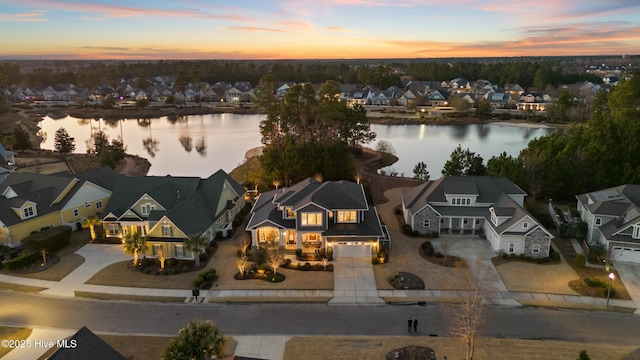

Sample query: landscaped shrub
[4,250,40,270]
[587,244,606,264]
[193,275,204,287]
[575,254,586,268]
[139,258,152,267]
[22,226,72,253]
[248,248,267,265]
[371,256,380,264]
[421,241,434,257]
[166,258,178,267]
[403,224,412,234]
[295,248,302,258]
[395,207,402,215]
[178,260,192,268]
[585,277,607,288]
[412,230,419,236]
[194,268,218,289]
[549,247,561,261]
[434,251,443,258]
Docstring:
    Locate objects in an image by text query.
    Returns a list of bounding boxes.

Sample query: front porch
[439,216,485,235]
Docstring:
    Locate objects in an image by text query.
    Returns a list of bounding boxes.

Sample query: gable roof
[402,176,545,236]
[247,178,377,235]
[48,326,126,360]
[103,170,245,234]
[0,167,117,227]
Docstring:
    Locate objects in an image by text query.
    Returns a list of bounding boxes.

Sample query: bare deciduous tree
[439,239,455,262]
[239,238,251,258]
[446,260,497,360]
[236,256,248,278]
[266,245,285,278]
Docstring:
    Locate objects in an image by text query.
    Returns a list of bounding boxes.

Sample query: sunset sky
[1,0,639,60]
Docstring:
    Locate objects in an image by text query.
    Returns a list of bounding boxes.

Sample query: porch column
[448,217,452,234]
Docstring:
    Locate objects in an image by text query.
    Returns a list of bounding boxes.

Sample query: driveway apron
[613,261,640,314]
[40,244,130,297]
[329,258,383,305]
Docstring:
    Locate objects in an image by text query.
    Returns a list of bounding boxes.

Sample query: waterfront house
[101,170,246,260]
[576,185,640,263]
[402,176,553,258]
[0,167,118,247]
[246,178,387,258]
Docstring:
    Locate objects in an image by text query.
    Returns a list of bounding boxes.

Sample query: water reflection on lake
[39,114,556,178]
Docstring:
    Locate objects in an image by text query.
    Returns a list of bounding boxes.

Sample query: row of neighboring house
[3,160,640,265]
[2,75,613,111]
[0,166,247,264]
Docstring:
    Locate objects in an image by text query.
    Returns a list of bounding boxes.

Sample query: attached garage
[612,247,640,264]
[333,242,371,258]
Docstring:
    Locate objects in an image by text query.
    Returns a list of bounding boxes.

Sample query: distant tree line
[2,57,627,92]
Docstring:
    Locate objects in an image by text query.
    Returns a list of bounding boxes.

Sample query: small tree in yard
[413,161,430,181]
[54,127,76,154]
[83,216,101,242]
[123,232,146,267]
[447,260,496,360]
[162,319,225,360]
[267,245,285,278]
[439,239,455,262]
[239,238,251,258]
[577,350,590,360]
[185,233,208,267]
[236,256,248,278]
[158,248,166,270]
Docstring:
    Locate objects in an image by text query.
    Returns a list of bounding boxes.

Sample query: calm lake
[39,114,556,178]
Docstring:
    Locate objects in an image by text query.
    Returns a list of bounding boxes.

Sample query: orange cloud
[326,26,361,33]
[227,26,292,33]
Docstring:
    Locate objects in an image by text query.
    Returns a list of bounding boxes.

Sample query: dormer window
[162,224,174,237]
[23,206,35,219]
[523,222,528,228]
[451,197,471,206]
[595,218,602,226]
[284,207,296,219]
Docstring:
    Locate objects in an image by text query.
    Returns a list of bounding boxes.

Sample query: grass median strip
[74,291,186,303]
[283,336,640,360]
[207,296,332,304]
[0,282,47,293]
[0,326,32,358]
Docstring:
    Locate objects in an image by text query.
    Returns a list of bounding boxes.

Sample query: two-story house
[0,167,118,247]
[402,176,553,258]
[246,178,385,258]
[576,185,640,263]
[101,170,245,260]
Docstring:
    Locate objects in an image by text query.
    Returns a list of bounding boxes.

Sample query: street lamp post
[606,272,615,307]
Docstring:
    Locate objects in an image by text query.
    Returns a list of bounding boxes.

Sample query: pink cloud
[326,26,361,33]
[0,10,46,21]
[0,0,252,22]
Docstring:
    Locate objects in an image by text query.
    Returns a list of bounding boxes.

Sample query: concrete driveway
[330,258,383,305]
[432,236,508,291]
[613,261,640,314]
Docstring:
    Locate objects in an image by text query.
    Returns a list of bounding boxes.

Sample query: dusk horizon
[1,0,640,60]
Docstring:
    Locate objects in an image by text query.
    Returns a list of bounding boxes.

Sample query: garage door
[613,247,640,264]
[333,243,371,258]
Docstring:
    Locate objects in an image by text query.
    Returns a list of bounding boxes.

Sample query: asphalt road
[1,292,638,345]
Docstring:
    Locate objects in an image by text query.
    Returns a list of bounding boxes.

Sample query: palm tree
[162,319,225,360]
[185,233,208,267]
[123,231,146,266]
[83,215,102,242]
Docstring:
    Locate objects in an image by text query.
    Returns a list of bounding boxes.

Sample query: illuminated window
[284,207,296,219]
[301,212,323,226]
[337,210,357,223]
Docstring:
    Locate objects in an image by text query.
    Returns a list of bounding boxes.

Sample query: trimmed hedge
[4,250,40,270]
[22,226,72,253]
